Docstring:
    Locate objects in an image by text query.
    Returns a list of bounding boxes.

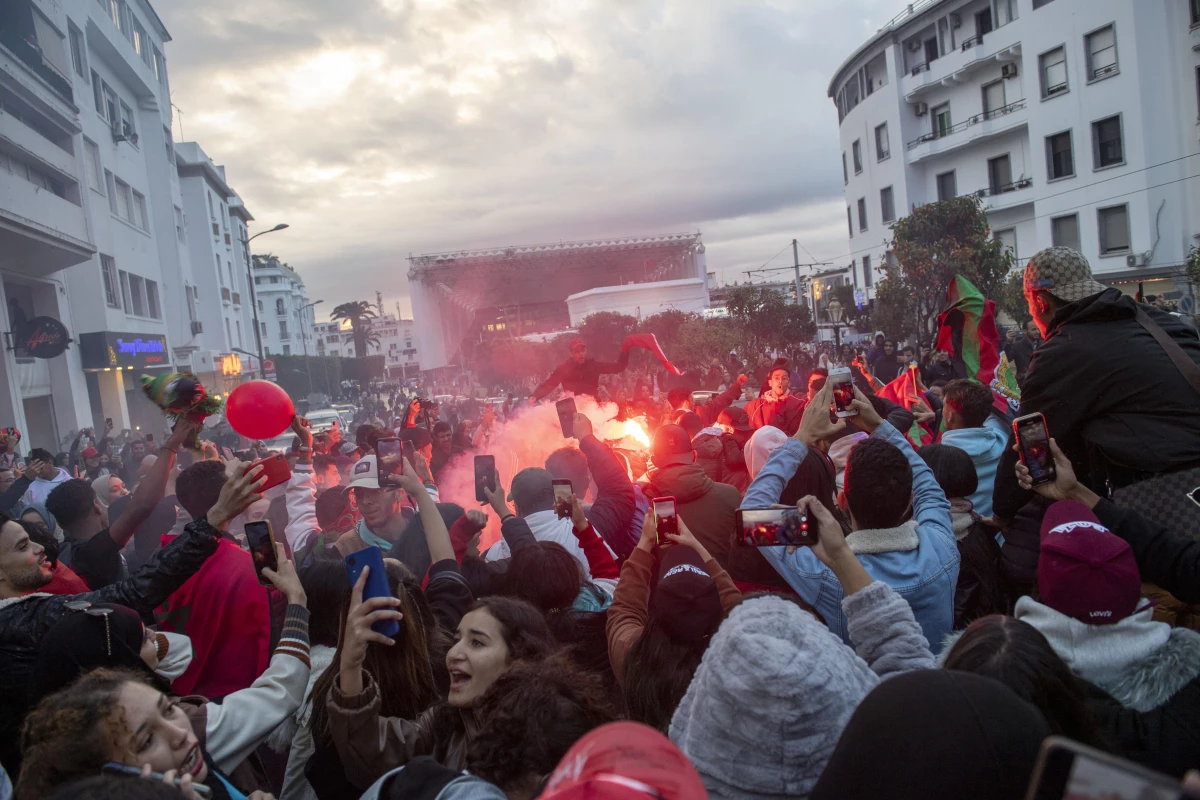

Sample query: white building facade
[252,254,317,358]
[830,0,1200,310]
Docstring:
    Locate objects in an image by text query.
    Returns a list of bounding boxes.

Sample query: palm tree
[330,301,377,358]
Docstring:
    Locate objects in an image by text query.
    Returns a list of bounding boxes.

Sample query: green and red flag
[935,274,1016,415]
[876,365,935,447]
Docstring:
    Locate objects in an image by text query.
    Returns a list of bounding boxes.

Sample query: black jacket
[994,290,1200,519]
[532,351,630,400]
[1094,498,1200,605]
[0,516,223,777]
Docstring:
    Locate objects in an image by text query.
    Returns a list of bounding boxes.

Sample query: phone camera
[348,557,356,566]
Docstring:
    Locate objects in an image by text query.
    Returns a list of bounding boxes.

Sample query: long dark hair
[779,447,839,511]
[943,616,1106,747]
[468,597,557,661]
[622,614,708,733]
[507,542,584,613]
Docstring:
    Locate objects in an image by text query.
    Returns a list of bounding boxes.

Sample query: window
[1092,115,1124,168]
[857,197,868,231]
[261,322,267,337]
[995,0,1017,26]
[276,298,286,315]
[132,190,147,229]
[226,318,233,343]
[1034,0,1058,7]
[847,207,854,238]
[68,23,86,77]
[852,140,863,174]
[988,154,1013,193]
[1193,0,1200,26]
[932,103,951,138]
[207,191,214,219]
[1039,47,1068,97]
[842,153,848,184]
[83,139,103,193]
[119,102,135,139]
[236,320,243,348]
[880,186,895,223]
[1085,25,1117,81]
[936,170,956,201]
[1051,214,1080,251]
[174,206,186,242]
[152,46,164,83]
[1098,205,1130,255]
[105,170,117,213]
[113,178,131,220]
[993,228,1017,259]
[875,123,889,160]
[100,255,121,308]
[118,269,132,313]
[128,274,146,316]
[1046,131,1074,180]
[863,254,873,287]
[164,126,173,164]
[282,345,291,356]
[91,71,104,113]
[975,8,993,36]
[146,279,160,319]
[982,80,1006,118]
[103,85,118,127]
[279,320,289,338]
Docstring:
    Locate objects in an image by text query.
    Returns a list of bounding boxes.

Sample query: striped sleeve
[275,603,311,668]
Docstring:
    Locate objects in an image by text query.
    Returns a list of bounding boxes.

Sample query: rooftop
[827,0,951,97]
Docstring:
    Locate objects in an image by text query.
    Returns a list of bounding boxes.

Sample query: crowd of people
[0,246,1198,799]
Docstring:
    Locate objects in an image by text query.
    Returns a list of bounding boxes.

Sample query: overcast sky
[158,0,910,319]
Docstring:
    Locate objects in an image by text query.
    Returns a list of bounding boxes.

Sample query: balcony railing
[0,21,73,103]
[906,99,1026,150]
[910,61,930,76]
[220,287,231,302]
[961,34,984,51]
[1090,62,1118,80]
[973,177,1033,198]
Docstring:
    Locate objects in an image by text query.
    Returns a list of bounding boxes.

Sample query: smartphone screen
[376,437,403,490]
[653,497,677,543]
[552,479,573,518]
[1014,414,1056,486]
[402,439,416,464]
[244,521,278,586]
[736,508,815,547]
[474,455,496,503]
[830,367,857,418]
[1028,737,1190,800]
[556,397,577,438]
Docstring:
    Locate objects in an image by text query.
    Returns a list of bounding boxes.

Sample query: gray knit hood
[669,595,880,799]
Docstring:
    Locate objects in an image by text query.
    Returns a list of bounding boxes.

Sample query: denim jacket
[742,422,959,649]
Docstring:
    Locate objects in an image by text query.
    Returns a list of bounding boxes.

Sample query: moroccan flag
[876,365,935,447]
[622,333,682,375]
[935,274,1010,414]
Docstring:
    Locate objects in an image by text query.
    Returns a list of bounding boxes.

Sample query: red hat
[80,447,100,459]
[539,721,709,800]
[1038,500,1141,625]
[651,425,694,467]
[569,338,587,351]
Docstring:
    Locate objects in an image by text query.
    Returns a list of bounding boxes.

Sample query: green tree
[329,300,378,358]
[576,311,638,360]
[638,310,691,355]
[877,195,1014,343]
[724,286,816,354]
[997,269,1030,325]
[673,316,745,368]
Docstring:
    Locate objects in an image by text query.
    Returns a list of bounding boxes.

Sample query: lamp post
[241,223,289,378]
[826,298,845,350]
[300,299,324,396]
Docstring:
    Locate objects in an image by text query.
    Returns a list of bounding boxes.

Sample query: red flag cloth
[876,365,935,447]
[154,534,271,698]
[621,333,682,375]
[935,274,1007,414]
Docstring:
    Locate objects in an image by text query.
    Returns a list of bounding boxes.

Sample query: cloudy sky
[158,0,910,318]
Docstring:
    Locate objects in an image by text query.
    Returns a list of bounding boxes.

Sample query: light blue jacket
[743,422,959,648]
[940,417,1009,518]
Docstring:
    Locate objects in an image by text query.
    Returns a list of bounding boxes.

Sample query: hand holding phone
[344,546,401,638]
[552,479,573,519]
[653,497,678,545]
[474,455,497,503]
[244,521,278,586]
[736,507,814,547]
[1013,413,1057,486]
[556,398,577,438]
[1026,736,1200,800]
[376,437,403,490]
[829,367,857,418]
[246,454,291,494]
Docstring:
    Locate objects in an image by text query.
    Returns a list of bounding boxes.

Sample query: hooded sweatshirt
[940,420,1008,518]
[669,582,934,799]
[20,466,70,507]
[640,462,750,582]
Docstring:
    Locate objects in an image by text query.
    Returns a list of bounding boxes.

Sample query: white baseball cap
[346,455,380,490]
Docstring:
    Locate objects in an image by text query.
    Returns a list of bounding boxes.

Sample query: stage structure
[408,233,707,370]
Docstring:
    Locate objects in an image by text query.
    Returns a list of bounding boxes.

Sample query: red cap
[1038,500,1141,625]
[569,338,587,351]
[651,425,694,467]
[540,722,709,800]
[80,447,100,459]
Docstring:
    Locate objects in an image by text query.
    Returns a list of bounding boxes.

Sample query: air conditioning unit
[1001,63,1018,78]
[949,12,961,28]
[915,102,929,116]
[908,39,923,51]
[191,320,204,335]
[1125,253,1148,268]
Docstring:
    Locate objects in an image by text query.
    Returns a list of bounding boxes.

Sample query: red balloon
[225,380,295,440]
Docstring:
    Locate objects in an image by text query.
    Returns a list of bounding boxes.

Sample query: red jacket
[745,393,805,435]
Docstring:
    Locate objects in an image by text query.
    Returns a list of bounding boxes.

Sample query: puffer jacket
[0,516,223,777]
[994,289,1200,518]
[641,462,783,589]
[693,431,750,494]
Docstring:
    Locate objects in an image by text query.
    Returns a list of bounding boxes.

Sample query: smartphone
[376,437,403,490]
[145,433,154,442]
[653,496,677,544]
[1013,413,1056,486]
[474,454,496,503]
[552,478,573,519]
[829,366,857,418]
[105,417,113,428]
[247,454,291,493]
[244,520,278,586]
[556,397,577,438]
[1025,736,1196,800]
[344,545,401,637]
[103,763,212,798]
[735,507,815,547]
[401,438,416,464]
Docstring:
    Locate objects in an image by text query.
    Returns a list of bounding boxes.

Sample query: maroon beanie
[1038,500,1140,625]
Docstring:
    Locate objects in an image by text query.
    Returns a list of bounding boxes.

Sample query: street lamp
[241,223,290,377]
[826,298,845,350]
[299,299,324,396]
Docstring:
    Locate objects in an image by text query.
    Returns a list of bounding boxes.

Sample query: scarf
[949,498,977,542]
[356,518,393,552]
[845,519,920,554]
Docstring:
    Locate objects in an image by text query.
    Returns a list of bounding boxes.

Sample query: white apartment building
[1,0,198,448]
[175,141,259,388]
[314,313,422,380]
[829,0,1200,318]
[252,254,317,358]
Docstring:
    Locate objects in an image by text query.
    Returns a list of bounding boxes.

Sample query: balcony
[84,9,157,99]
[906,99,1027,163]
[0,179,94,277]
[973,177,1035,211]
[221,287,231,302]
[902,29,1022,102]
[0,18,73,105]
[191,320,203,335]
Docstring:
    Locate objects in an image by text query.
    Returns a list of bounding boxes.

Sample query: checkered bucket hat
[1024,246,1108,303]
